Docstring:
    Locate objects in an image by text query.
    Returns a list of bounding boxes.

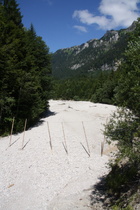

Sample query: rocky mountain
[52,22,136,79]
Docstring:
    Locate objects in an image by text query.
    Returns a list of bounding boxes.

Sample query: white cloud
[73,0,140,30]
[73,10,110,28]
[73,25,88,32]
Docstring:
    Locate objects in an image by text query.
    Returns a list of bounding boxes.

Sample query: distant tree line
[52,70,119,104]
[0,0,51,135]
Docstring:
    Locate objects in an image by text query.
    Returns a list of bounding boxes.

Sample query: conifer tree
[0,0,51,134]
[0,0,25,132]
[15,24,51,128]
[1,0,23,26]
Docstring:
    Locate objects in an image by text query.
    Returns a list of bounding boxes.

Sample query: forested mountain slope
[52,22,136,79]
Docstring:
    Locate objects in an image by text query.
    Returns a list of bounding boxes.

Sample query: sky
[16,0,140,53]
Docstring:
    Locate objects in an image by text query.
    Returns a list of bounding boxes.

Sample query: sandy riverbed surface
[0,100,117,210]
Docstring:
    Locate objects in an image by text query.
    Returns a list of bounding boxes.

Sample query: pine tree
[14,24,52,128]
[0,0,23,26]
[0,1,52,134]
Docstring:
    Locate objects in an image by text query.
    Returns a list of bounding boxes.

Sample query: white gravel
[0,100,117,210]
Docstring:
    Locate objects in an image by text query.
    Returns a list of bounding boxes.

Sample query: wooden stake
[82,121,90,155]
[62,122,68,154]
[9,117,15,146]
[21,119,27,149]
[47,121,52,150]
[101,141,104,156]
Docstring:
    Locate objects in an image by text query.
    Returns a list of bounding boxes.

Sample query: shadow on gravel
[41,110,56,118]
[90,175,110,210]
[90,165,140,209]
[29,110,56,129]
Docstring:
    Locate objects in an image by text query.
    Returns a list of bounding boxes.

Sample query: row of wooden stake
[9,118,105,156]
[47,121,105,157]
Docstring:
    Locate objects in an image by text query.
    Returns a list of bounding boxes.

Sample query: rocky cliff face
[52,23,135,79]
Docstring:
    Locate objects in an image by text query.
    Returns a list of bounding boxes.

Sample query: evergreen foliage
[0,0,51,135]
[115,42,140,116]
[52,70,119,105]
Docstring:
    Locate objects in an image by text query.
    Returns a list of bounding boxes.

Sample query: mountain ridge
[52,22,136,79]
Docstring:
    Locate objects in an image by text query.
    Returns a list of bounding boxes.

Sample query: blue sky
[16,0,140,53]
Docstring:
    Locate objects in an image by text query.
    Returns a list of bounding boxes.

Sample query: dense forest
[51,70,117,104]
[0,0,51,135]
